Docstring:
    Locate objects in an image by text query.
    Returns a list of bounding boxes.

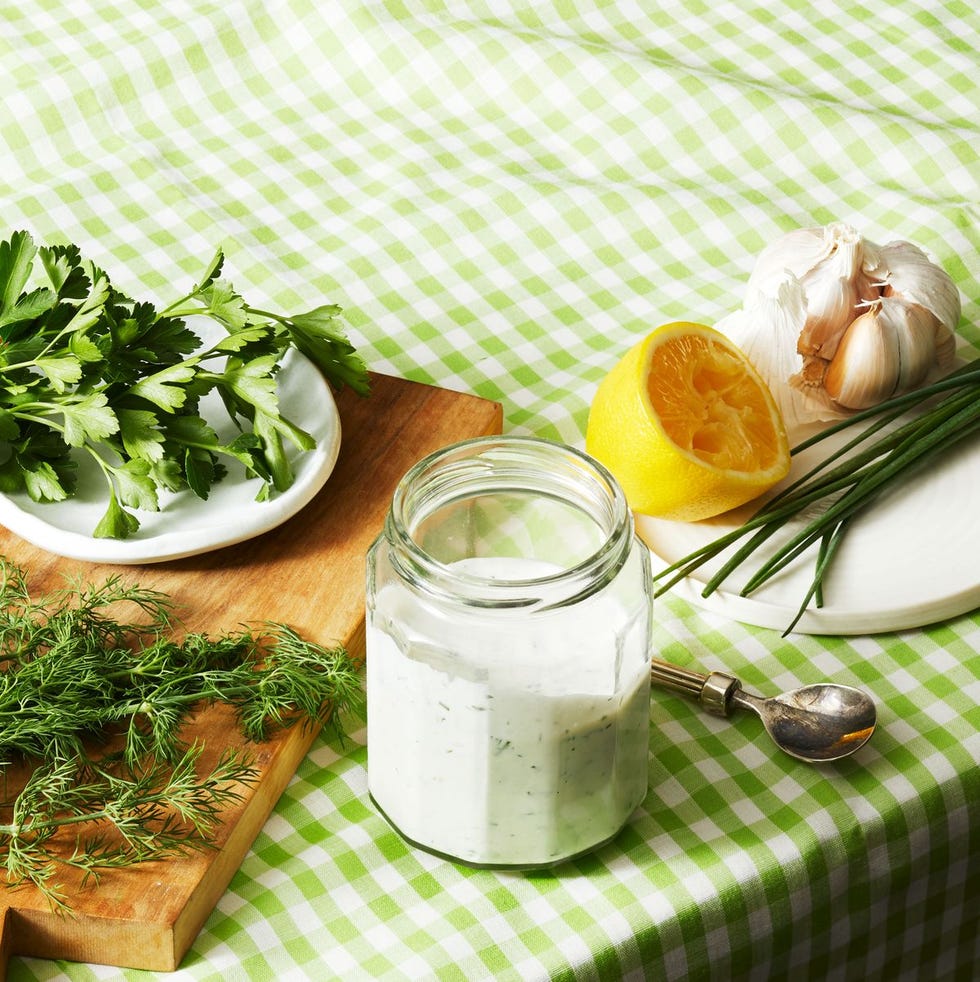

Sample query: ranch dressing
[366,437,654,867]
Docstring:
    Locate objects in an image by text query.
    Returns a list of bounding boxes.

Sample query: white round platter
[637,418,980,636]
[0,349,340,564]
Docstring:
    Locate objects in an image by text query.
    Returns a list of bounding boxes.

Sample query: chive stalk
[651,357,980,634]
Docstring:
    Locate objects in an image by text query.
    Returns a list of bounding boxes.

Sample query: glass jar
[365,436,653,867]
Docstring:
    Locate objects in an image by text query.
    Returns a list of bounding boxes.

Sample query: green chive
[651,358,980,631]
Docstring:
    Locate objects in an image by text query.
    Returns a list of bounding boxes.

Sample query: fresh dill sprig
[0,559,362,907]
[1,747,256,909]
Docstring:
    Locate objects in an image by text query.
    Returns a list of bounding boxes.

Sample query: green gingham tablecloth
[3,1,979,979]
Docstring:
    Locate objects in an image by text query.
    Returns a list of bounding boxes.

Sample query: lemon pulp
[585,322,790,522]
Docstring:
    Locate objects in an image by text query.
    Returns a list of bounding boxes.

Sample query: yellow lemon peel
[586,321,790,521]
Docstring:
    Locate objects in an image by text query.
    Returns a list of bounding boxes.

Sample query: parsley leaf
[280,305,371,396]
[112,458,160,512]
[59,392,120,447]
[127,362,199,413]
[118,408,166,462]
[0,231,369,538]
[22,460,70,503]
[219,353,281,417]
[0,231,36,312]
[94,488,142,539]
[35,355,83,393]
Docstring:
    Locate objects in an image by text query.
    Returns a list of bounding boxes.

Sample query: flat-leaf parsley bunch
[0,231,369,538]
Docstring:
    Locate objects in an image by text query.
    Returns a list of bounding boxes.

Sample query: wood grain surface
[0,373,502,977]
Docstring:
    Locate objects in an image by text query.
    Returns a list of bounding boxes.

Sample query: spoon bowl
[731,682,877,762]
[650,658,877,763]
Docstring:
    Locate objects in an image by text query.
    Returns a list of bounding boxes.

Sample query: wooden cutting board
[0,373,502,978]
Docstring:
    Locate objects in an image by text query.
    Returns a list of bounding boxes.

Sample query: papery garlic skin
[728,222,962,427]
[745,222,879,360]
[868,240,961,345]
[745,226,839,299]
[715,273,847,430]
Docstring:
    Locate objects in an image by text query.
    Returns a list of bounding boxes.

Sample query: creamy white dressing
[366,556,651,866]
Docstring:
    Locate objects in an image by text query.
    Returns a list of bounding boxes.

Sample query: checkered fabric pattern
[3,1,978,979]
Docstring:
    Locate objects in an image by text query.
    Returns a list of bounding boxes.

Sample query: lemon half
[586,322,790,521]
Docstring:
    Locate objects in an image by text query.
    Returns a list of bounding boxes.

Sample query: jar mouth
[387,436,634,608]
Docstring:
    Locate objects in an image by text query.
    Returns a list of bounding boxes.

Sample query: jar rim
[386,435,634,607]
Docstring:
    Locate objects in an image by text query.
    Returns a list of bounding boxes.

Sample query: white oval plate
[0,349,341,564]
[637,420,980,635]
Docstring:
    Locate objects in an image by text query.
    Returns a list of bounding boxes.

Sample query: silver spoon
[650,658,877,763]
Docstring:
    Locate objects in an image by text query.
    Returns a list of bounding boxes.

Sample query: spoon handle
[650,658,741,718]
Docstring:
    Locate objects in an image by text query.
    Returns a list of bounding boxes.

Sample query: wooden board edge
[170,721,324,964]
[5,909,175,975]
[0,906,11,982]
[2,717,328,973]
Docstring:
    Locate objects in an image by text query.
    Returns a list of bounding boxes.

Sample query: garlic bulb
[720,222,960,428]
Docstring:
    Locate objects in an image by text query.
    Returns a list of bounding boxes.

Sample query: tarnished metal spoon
[650,658,877,763]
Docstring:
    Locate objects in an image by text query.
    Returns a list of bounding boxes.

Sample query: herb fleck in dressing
[367,557,651,867]
[366,438,654,867]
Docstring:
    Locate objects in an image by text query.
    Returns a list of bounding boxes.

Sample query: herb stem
[0,563,362,907]
[652,359,980,630]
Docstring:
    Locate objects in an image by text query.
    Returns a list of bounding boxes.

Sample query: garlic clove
[795,225,880,360]
[823,297,949,409]
[746,222,878,362]
[823,302,900,410]
[889,299,945,393]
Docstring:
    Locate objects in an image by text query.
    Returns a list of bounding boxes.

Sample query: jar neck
[385,436,634,611]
